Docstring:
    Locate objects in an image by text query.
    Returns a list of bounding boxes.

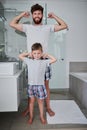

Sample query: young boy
[19,43,57,124]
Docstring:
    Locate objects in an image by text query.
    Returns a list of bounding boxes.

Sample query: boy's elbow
[55,58,57,62]
[18,55,21,60]
[65,24,68,30]
[53,58,57,63]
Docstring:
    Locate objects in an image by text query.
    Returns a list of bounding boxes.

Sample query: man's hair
[31,43,43,52]
[31,4,44,14]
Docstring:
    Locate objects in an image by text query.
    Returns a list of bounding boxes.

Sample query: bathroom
[0,0,87,129]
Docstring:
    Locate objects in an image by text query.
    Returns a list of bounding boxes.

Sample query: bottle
[19,49,23,69]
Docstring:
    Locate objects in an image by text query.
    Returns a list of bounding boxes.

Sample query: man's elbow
[9,21,17,28]
[9,22,12,27]
[9,22,14,28]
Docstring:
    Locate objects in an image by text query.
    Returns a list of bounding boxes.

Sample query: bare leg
[22,80,55,117]
[22,98,30,117]
[37,99,46,124]
[45,80,55,116]
[28,97,35,124]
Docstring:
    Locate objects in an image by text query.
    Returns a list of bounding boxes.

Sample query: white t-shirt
[23,57,50,85]
[22,24,54,53]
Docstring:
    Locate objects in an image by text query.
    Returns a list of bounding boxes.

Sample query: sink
[0,62,19,75]
[0,57,18,62]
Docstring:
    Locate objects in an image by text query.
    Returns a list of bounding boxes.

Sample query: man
[10,3,68,116]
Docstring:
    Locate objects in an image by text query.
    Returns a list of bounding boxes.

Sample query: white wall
[1,0,87,88]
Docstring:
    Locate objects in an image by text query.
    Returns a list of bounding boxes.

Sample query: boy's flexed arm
[43,54,57,64]
[18,52,31,61]
[9,11,30,31]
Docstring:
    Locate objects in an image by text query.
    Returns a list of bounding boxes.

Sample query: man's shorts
[27,85,47,99]
[45,64,52,80]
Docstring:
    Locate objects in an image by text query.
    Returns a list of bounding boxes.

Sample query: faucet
[0,15,7,22]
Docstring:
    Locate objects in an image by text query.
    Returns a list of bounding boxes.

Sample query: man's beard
[33,17,42,24]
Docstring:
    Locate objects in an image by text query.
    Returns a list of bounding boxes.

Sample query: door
[48,30,67,89]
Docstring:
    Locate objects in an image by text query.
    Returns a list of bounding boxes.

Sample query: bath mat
[47,100,87,124]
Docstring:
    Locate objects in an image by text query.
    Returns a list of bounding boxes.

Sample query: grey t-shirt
[22,24,54,53]
[24,58,50,85]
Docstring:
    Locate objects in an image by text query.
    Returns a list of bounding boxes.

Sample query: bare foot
[22,108,29,117]
[40,117,47,124]
[28,118,33,124]
[46,108,55,116]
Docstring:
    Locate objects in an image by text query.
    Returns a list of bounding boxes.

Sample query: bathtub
[70,72,87,82]
[69,72,87,109]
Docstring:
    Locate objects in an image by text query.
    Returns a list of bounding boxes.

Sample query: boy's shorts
[45,64,52,80]
[27,84,47,99]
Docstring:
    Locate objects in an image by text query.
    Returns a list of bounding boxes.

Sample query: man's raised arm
[9,11,30,31]
[48,12,68,32]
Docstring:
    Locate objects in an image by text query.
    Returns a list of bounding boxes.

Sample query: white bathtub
[70,72,87,82]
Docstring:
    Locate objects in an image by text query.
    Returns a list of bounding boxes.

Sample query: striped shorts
[27,85,47,99]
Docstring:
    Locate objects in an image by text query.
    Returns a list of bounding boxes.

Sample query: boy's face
[32,10,43,24]
[32,50,42,60]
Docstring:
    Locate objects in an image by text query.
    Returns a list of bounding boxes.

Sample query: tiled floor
[0,89,87,130]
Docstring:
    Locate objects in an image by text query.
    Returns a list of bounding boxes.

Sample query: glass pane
[48,31,67,88]
[47,18,67,88]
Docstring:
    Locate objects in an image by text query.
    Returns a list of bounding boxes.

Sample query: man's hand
[48,12,55,19]
[20,11,30,18]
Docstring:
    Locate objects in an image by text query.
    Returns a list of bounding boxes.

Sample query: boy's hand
[42,53,48,59]
[28,52,33,58]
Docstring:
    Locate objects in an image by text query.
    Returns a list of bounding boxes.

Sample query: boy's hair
[31,4,44,14]
[31,43,43,52]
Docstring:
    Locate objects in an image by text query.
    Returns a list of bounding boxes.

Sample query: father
[10,3,68,116]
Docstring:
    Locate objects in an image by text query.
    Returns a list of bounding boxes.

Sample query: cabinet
[0,70,23,112]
